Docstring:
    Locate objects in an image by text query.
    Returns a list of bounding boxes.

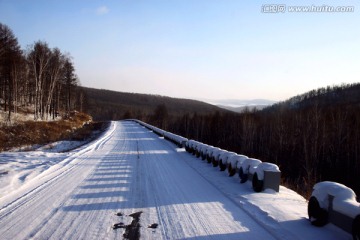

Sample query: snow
[0,111,34,125]
[209,147,222,160]
[220,151,236,163]
[232,154,249,169]
[198,143,209,155]
[203,145,215,156]
[217,149,229,162]
[0,108,63,126]
[0,121,352,239]
[0,142,82,198]
[242,158,262,174]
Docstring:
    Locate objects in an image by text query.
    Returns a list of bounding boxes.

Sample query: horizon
[0,1,359,102]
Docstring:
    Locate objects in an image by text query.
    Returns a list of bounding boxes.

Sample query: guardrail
[133,120,359,239]
[308,181,360,239]
[134,120,188,147]
[133,120,281,193]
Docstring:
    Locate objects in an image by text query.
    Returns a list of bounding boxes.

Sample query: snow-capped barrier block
[227,154,248,177]
[239,158,262,184]
[309,181,360,238]
[163,132,188,147]
[185,140,194,153]
[134,120,189,147]
[219,152,236,171]
[252,162,281,192]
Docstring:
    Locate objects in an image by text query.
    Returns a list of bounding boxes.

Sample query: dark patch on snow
[116,212,124,216]
[0,171,8,176]
[113,211,142,240]
[112,222,125,229]
[123,211,142,240]
[147,223,158,229]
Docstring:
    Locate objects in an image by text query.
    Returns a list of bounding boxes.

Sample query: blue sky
[0,0,359,101]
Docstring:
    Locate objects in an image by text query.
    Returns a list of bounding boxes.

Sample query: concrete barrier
[133,120,283,195]
[252,162,281,192]
[309,181,360,239]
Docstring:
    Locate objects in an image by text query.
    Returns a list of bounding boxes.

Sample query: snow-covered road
[0,121,351,239]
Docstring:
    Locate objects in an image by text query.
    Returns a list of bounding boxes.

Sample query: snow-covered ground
[0,121,352,239]
[0,140,93,198]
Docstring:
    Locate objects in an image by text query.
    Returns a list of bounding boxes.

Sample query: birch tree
[27,41,51,120]
[45,48,64,119]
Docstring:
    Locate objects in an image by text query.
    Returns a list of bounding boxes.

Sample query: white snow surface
[232,154,248,169]
[243,158,262,174]
[0,121,351,239]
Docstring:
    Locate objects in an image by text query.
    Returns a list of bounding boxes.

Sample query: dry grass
[0,112,108,152]
[281,177,314,200]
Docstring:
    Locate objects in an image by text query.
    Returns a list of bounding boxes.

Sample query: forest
[0,22,83,122]
[81,86,227,120]
[163,83,360,197]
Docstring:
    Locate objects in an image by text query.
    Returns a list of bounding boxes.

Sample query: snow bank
[36,141,86,153]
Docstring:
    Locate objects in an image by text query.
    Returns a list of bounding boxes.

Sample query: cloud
[96,6,109,15]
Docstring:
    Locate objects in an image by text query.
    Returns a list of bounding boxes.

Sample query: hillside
[264,83,360,111]
[217,104,269,113]
[0,111,107,152]
[81,87,229,121]
[162,83,360,197]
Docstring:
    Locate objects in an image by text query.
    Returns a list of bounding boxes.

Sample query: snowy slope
[0,121,351,239]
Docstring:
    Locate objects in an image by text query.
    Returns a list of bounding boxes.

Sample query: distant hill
[81,87,230,121]
[206,99,276,107]
[203,99,276,113]
[264,83,360,112]
[216,105,265,113]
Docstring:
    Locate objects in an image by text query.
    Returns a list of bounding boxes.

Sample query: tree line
[0,22,83,122]
[149,83,360,197]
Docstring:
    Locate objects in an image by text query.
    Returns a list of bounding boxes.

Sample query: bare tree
[27,41,52,120]
[0,23,23,122]
[44,48,64,119]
